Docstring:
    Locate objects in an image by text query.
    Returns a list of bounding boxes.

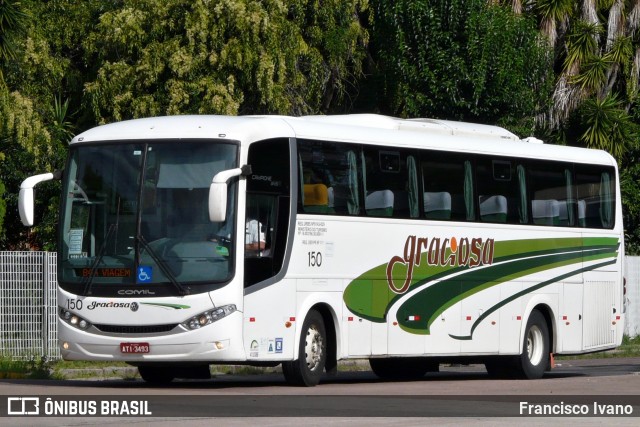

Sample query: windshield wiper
[82,223,117,296]
[136,234,190,296]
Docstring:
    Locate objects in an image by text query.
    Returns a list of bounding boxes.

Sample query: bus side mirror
[209,165,251,222]
[19,172,61,226]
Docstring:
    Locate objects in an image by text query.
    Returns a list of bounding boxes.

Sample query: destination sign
[79,268,132,278]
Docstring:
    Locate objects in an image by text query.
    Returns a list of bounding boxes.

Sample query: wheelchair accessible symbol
[137,266,152,284]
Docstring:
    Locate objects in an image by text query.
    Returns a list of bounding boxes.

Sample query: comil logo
[7,397,39,415]
[386,235,495,294]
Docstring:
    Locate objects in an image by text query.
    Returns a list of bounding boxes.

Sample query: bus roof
[70,114,616,167]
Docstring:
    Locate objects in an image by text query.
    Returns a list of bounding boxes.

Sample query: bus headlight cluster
[182,304,237,330]
[59,308,92,330]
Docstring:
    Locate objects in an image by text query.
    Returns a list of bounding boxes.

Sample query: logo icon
[7,397,39,415]
[130,302,139,312]
[137,266,152,284]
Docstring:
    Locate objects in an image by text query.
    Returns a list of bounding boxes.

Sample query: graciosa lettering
[386,235,495,294]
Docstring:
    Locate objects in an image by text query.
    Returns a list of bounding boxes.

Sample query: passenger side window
[575,166,615,229]
[362,147,419,218]
[298,140,361,215]
[528,162,574,227]
[421,153,474,221]
[476,158,516,223]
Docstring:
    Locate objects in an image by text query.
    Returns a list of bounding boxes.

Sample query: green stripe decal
[343,236,619,334]
[140,302,191,310]
[448,258,617,340]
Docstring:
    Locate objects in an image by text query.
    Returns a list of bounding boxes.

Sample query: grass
[0,356,53,379]
[1,336,639,379]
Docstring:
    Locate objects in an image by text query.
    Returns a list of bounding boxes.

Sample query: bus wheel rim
[527,325,543,366]
[304,324,323,371]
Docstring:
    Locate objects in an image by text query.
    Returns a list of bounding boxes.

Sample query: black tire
[516,310,550,379]
[282,310,326,386]
[369,357,430,380]
[138,366,175,384]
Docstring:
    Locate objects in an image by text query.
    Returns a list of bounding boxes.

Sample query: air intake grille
[94,324,179,334]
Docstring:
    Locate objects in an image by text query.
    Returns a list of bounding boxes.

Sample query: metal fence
[0,251,638,360]
[0,252,59,360]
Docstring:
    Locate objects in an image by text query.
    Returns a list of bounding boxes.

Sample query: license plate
[120,342,150,354]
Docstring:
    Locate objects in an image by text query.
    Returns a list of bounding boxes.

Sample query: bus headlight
[182,304,237,330]
[59,308,92,330]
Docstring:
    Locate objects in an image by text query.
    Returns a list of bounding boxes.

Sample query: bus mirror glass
[19,188,35,226]
[209,167,245,222]
[209,182,228,222]
[19,172,57,226]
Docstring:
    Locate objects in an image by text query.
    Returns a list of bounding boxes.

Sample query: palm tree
[0,0,28,83]
[525,0,640,158]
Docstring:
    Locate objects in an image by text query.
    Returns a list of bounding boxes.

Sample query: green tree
[0,0,29,244]
[0,0,86,249]
[369,0,553,136]
[0,0,28,80]
[82,0,368,122]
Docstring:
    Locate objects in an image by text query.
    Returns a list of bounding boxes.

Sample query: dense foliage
[1,0,640,252]
[369,0,553,136]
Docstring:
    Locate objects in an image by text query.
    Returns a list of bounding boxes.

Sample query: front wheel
[282,310,327,386]
[516,310,550,379]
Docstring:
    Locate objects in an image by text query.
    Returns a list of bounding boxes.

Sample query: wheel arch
[310,303,338,374]
[294,298,341,371]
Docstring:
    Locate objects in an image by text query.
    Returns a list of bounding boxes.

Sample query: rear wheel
[516,310,550,379]
[138,366,175,384]
[282,310,326,386]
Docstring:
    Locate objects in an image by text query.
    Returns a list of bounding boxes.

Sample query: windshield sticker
[136,266,152,284]
[68,229,84,255]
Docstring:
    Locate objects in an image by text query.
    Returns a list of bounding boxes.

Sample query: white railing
[0,251,638,360]
[0,252,59,360]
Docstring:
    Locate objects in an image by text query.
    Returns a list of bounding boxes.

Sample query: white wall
[625,257,640,338]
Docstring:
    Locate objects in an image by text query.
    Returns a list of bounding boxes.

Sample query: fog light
[62,342,69,350]
[215,341,224,350]
[79,320,88,329]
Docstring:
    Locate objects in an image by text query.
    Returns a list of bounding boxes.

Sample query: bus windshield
[59,140,238,295]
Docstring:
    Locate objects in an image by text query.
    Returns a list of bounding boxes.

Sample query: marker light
[182,304,237,330]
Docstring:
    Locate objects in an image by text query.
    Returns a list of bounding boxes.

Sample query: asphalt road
[0,357,639,425]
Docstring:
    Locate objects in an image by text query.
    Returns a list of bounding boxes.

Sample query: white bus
[19,114,625,385]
